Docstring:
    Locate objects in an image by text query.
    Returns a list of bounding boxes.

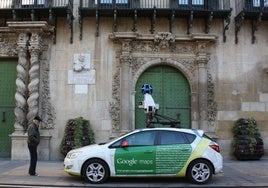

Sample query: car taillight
[210,144,220,153]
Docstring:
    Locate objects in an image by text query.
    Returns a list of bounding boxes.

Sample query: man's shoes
[29,173,39,176]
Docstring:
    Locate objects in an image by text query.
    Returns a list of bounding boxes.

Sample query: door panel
[114,131,157,174]
[0,59,17,157]
[135,65,191,129]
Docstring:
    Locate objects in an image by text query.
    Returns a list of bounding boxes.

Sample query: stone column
[27,32,42,126]
[196,42,210,131]
[119,40,133,133]
[14,33,30,134]
[7,21,53,160]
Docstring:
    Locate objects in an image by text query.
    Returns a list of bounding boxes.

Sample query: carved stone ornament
[39,37,55,129]
[109,68,121,131]
[73,54,91,72]
[207,72,217,125]
[154,32,175,48]
[0,34,17,57]
[131,41,195,54]
[122,41,131,52]
[109,32,217,133]
[120,55,132,65]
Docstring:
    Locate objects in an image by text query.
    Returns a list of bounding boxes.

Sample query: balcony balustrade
[0,0,74,43]
[235,0,268,14]
[0,0,232,43]
[78,0,231,40]
[235,0,268,44]
[79,0,230,11]
[0,0,69,8]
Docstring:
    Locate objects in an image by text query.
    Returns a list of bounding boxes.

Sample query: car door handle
[144,151,153,154]
[180,149,191,152]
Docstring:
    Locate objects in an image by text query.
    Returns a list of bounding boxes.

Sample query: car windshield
[99,131,134,146]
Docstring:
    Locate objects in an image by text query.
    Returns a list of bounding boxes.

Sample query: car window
[184,133,196,143]
[109,131,156,148]
[159,131,187,145]
[125,131,156,146]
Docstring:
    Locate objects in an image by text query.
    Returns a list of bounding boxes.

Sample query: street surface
[0,158,267,187]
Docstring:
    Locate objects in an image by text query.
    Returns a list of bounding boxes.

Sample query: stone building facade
[0,0,267,160]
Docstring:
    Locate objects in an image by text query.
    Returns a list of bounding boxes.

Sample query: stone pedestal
[10,133,51,160]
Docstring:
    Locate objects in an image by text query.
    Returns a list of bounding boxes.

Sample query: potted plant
[232,117,264,160]
[60,117,95,156]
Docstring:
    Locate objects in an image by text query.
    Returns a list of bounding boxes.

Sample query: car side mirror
[121,140,129,147]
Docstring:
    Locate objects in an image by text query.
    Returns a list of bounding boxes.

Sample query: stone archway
[130,57,198,131]
[109,32,217,137]
[134,64,192,129]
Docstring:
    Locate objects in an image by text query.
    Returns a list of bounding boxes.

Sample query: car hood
[74,144,102,152]
[69,144,109,155]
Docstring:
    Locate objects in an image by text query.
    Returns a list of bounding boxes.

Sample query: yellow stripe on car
[176,138,210,176]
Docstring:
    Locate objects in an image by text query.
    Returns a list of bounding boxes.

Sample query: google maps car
[64,128,223,184]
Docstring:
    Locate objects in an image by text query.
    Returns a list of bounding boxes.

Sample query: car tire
[82,159,110,184]
[186,159,213,184]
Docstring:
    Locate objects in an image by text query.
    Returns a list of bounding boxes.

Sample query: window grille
[22,0,45,5]
[192,0,204,5]
[253,0,260,7]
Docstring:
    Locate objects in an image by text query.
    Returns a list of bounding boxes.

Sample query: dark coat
[27,123,40,146]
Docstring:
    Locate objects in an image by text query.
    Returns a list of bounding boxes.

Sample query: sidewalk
[0,157,268,187]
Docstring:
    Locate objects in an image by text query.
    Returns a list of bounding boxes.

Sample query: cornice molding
[109,32,217,42]
[6,21,54,33]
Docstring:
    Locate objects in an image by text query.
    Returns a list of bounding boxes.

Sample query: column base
[10,132,51,160]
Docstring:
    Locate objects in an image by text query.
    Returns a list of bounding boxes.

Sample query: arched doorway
[135,65,191,129]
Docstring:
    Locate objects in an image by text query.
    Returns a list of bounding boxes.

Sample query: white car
[64,128,223,184]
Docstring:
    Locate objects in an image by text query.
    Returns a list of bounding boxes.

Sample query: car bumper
[64,157,82,176]
[213,153,223,174]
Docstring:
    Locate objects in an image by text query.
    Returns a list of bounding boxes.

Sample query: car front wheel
[187,159,213,184]
[82,159,109,184]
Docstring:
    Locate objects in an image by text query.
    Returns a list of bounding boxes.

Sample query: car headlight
[66,151,82,159]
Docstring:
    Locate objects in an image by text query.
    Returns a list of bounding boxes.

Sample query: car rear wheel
[82,159,109,184]
[187,159,213,184]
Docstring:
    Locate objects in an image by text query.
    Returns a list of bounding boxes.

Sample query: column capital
[29,33,42,54]
[196,55,210,65]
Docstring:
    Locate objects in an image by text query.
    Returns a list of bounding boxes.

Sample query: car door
[155,130,192,174]
[114,130,157,175]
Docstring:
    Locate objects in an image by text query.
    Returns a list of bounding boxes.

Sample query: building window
[116,0,128,3]
[192,0,204,5]
[100,0,112,3]
[265,0,268,7]
[100,0,128,3]
[253,0,260,7]
[178,0,204,5]
[178,0,188,5]
[22,0,45,5]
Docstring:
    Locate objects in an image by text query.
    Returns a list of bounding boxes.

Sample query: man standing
[27,115,41,176]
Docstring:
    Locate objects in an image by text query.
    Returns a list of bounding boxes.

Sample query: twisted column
[27,33,42,128]
[14,33,30,133]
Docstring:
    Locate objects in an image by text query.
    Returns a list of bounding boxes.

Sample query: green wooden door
[135,65,191,129]
[0,59,17,157]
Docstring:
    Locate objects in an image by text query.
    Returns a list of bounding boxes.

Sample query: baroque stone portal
[109,32,217,136]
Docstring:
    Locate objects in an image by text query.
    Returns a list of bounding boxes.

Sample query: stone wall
[1,1,268,160]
